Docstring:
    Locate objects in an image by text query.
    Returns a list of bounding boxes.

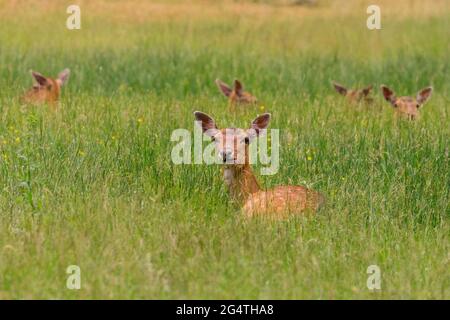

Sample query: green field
[0,0,448,299]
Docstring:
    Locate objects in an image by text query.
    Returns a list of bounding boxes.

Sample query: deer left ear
[31,71,48,86]
[381,85,397,106]
[216,79,232,97]
[416,86,433,106]
[333,82,347,96]
[194,111,219,137]
[248,113,271,140]
[234,80,244,96]
[57,68,70,86]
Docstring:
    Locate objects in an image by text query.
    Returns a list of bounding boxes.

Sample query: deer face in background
[216,79,257,105]
[333,82,373,104]
[194,111,270,168]
[381,85,433,120]
[22,69,70,106]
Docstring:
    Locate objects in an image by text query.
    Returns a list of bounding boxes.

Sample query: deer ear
[333,82,347,96]
[248,113,271,140]
[57,68,70,86]
[31,71,48,86]
[416,86,433,106]
[234,80,243,96]
[381,85,396,106]
[362,85,373,96]
[215,79,232,97]
[194,111,219,137]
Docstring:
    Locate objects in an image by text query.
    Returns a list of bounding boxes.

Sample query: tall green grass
[0,1,448,299]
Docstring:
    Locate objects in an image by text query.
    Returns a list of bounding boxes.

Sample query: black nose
[220,151,232,163]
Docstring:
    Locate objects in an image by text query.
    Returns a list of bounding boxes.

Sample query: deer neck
[223,163,260,204]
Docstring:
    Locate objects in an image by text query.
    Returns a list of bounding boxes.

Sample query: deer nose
[219,150,233,163]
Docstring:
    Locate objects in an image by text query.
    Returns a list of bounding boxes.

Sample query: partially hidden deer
[21,69,70,108]
[215,79,257,106]
[194,111,325,220]
[333,81,373,104]
[381,85,433,120]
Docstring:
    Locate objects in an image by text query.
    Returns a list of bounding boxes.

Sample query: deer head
[22,69,70,106]
[381,85,432,120]
[216,79,257,105]
[333,82,373,104]
[194,111,270,168]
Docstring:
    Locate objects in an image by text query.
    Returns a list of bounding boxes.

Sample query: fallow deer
[333,81,373,104]
[21,69,70,108]
[381,85,433,120]
[194,111,325,220]
[215,79,257,106]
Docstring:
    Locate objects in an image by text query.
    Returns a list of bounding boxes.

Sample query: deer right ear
[215,79,232,97]
[194,111,219,137]
[416,86,433,106]
[233,80,244,96]
[248,113,271,140]
[333,82,347,96]
[381,85,396,106]
[57,68,70,86]
[31,71,48,86]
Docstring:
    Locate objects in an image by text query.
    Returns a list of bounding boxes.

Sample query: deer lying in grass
[215,79,257,106]
[381,85,433,120]
[333,81,373,104]
[21,69,70,108]
[194,111,324,220]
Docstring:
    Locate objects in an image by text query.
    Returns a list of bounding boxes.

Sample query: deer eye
[244,137,250,144]
[211,136,216,142]
[416,104,420,108]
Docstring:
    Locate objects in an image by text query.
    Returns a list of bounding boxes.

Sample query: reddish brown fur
[216,79,257,107]
[381,85,433,120]
[21,69,70,109]
[194,111,324,220]
[333,82,373,104]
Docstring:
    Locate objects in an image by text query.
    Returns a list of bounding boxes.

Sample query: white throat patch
[223,168,234,186]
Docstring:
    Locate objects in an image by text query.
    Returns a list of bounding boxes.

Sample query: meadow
[0,0,448,299]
